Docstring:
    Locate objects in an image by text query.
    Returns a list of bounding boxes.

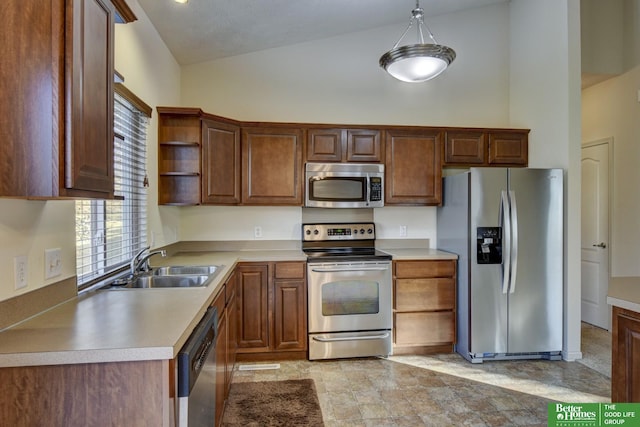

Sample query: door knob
[592,242,607,248]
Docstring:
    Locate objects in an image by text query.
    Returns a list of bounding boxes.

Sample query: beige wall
[582,64,640,276]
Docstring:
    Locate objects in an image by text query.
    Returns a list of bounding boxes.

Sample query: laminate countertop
[0,250,305,368]
[0,247,457,368]
[607,276,640,313]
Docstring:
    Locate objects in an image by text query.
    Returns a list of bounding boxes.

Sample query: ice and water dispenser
[476,227,502,264]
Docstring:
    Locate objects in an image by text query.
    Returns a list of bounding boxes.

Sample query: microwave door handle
[366,175,371,203]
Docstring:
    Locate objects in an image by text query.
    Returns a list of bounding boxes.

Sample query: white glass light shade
[380,44,456,83]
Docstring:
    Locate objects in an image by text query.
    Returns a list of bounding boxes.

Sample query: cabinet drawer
[395,260,455,278]
[395,278,455,311]
[394,312,455,346]
[274,262,305,279]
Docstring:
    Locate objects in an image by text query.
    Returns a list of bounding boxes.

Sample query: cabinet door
[612,307,640,402]
[488,131,528,166]
[272,262,307,351]
[385,129,443,205]
[242,127,303,205]
[346,129,383,162]
[444,131,486,165]
[64,0,115,196]
[0,1,62,197]
[236,264,269,351]
[202,119,241,204]
[273,279,307,351]
[306,128,343,162]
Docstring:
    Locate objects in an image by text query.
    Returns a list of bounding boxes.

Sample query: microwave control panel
[369,177,382,202]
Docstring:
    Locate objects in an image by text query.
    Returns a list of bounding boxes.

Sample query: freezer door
[469,168,509,355]
[507,168,563,353]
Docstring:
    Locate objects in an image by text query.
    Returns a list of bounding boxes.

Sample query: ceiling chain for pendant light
[379,0,456,83]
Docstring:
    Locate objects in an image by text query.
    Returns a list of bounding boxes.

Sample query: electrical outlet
[45,248,62,279]
[400,225,408,237]
[254,226,263,239]
[14,256,28,290]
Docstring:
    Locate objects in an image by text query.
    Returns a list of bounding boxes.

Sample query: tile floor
[230,323,611,426]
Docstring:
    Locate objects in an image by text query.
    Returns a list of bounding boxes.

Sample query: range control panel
[302,223,376,242]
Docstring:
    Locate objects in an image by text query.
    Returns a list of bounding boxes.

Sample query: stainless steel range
[303,222,392,360]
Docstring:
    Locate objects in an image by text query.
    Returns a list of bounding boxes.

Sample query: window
[75,87,151,288]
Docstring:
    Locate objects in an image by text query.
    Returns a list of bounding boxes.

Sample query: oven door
[307,260,392,360]
[307,261,392,333]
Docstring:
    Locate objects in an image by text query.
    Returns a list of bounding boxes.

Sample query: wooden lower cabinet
[236,264,270,351]
[0,360,171,426]
[612,306,640,402]
[236,262,307,360]
[393,259,457,354]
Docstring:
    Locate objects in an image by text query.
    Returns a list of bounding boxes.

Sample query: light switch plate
[45,248,62,279]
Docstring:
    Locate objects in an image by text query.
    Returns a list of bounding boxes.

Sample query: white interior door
[581,141,611,330]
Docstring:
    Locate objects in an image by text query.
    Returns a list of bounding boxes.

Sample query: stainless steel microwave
[305,163,384,208]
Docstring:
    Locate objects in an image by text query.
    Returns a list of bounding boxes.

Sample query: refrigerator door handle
[509,190,519,294]
[500,190,511,294]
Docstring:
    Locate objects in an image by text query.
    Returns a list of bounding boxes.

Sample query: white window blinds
[75,91,149,287]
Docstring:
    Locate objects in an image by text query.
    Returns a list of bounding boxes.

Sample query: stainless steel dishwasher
[177,307,218,427]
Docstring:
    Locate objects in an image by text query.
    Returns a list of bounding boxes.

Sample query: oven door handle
[312,332,390,342]
[310,267,389,273]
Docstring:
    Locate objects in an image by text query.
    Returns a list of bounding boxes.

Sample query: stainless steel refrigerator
[437,168,563,363]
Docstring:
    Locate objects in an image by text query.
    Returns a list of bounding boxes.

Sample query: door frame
[581,137,613,329]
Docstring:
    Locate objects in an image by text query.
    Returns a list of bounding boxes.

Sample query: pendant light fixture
[379,1,456,83]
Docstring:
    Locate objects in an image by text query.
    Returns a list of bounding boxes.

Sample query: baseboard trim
[0,277,77,331]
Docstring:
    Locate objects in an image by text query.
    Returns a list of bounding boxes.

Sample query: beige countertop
[379,248,458,260]
[0,246,456,368]
[0,250,304,368]
[607,276,640,313]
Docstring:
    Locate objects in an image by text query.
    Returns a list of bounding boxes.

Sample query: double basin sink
[101,265,223,290]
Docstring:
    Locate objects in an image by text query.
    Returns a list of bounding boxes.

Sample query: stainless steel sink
[130,274,210,288]
[101,264,223,290]
[153,265,220,276]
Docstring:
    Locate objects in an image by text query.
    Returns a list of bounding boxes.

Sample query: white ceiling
[137,0,507,65]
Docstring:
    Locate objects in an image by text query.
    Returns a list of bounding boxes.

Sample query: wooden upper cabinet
[488,131,528,166]
[1,0,119,198]
[63,0,116,197]
[157,108,202,205]
[306,128,343,162]
[385,129,443,206]
[202,119,241,205]
[242,126,303,205]
[306,128,382,163]
[443,129,529,167]
[444,131,486,165]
